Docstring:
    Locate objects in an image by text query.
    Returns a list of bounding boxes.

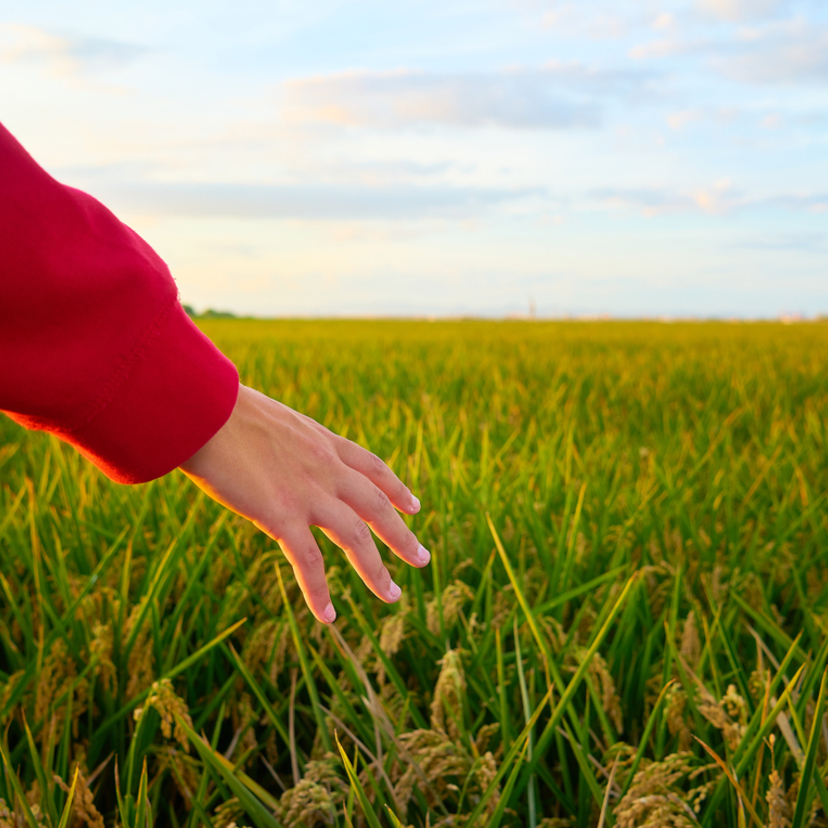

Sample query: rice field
[1,318,828,828]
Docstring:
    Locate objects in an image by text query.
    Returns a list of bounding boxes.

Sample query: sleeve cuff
[63,302,240,484]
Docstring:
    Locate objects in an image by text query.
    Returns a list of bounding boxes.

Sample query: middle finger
[313,499,401,603]
[337,468,430,569]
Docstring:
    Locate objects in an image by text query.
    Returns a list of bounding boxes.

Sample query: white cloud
[666,109,704,130]
[731,231,826,250]
[629,36,700,60]
[652,13,675,30]
[0,23,149,77]
[712,17,828,83]
[84,178,546,221]
[630,13,828,86]
[536,3,645,40]
[765,192,828,213]
[696,0,789,22]
[592,184,745,216]
[280,63,654,130]
[592,182,828,217]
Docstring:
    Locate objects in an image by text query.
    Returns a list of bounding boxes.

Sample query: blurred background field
[2,319,828,827]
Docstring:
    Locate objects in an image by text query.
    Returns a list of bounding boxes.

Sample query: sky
[1,0,827,318]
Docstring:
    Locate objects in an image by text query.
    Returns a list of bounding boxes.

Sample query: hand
[179,385,430,623]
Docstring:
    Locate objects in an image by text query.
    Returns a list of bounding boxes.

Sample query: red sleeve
[0,122,240,484]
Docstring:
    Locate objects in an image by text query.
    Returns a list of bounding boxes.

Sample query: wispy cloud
[592,182,828,216]
[731,231,826,250]
[695,0,791,22]
[763,192,828,213]
[630,14,828,86]
[628,36,705,60]
[540,4,634,39]
[280,63,655,130]
[592,181,743,216]
[0,23,149,77]
[712,17,828,84]
[666,109,705,130]
[89,179,545,220]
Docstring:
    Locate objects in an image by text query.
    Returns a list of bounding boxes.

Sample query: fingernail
[323,603,336,623]
[388,582,402,601]
[416,544,431,566]
[411,495,421,512]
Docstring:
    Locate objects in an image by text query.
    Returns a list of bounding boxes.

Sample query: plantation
[1,318,828,827]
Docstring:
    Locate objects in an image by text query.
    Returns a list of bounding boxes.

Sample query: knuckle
[275,491,299,516]
[353,519,372,545]
[368,452,386,473]
[307,582,330,603]
[301,545,325,569]
[310,440,337,467]
[374,562,391,589]
[372,486,391,512]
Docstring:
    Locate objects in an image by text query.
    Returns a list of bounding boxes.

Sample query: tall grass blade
[791,668,828,828]
[335,731,384,828]
[56,767,79,828]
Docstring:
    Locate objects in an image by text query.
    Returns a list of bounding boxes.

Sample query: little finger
[274,525,336,623]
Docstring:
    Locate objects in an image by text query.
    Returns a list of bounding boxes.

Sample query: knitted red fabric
[0,122,239,483]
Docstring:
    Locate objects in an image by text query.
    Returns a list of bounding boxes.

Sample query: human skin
[179,384,431,624]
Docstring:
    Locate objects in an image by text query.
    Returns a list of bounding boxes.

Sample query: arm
[0,122,429,622]
[0,120,239,482]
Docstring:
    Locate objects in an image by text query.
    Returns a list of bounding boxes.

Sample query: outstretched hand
[179,385,430,623]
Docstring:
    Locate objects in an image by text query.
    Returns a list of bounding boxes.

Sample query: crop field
[2,319,828,828]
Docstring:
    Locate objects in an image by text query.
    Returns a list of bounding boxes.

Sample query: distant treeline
[182,305,237,319]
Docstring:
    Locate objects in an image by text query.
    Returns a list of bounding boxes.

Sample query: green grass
[1,319,827,827]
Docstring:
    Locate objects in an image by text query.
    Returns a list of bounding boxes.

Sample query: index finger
[332,438,420,515]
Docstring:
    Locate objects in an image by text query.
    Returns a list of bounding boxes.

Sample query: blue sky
[1,0,826,317]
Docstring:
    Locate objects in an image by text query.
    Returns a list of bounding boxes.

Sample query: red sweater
[0,122,239,484]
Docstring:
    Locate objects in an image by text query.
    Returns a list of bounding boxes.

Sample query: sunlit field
[2,319,828,827]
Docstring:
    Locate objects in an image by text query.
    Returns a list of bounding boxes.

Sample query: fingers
[275,526,336,624]
[337,469,430,568]
[331,437,420,515]
[313,500,401,604]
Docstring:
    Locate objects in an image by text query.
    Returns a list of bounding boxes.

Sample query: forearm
[0,121,238,483]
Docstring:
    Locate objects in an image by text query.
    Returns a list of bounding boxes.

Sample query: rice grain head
[394,729,470,810]
[0,799,17,828]
[473,751,500,820]
[680,610,701,668]
[665,686,692,752]
[613,751,704,828]
[123,599,155,699]
[241,619,280,682]
[583,648,623,734]
[0,671,24,727]
[426,581,474,636]
[54,767,105,828]
[376,609,407,685]
[277,751,345,826]
[766,769,791,828]
[430,649,467,741]
[133,678,192,751]
[89,621,116,695]
[214,798,245,828]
